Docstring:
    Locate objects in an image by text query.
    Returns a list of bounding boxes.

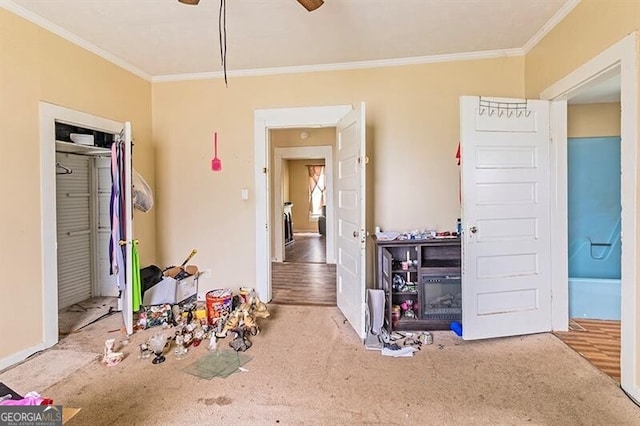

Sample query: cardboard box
[142,274,198,306]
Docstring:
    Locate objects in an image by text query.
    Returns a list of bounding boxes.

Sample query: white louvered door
[56,152,92,309]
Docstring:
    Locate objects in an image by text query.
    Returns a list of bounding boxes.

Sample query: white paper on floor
[381,347,417,357]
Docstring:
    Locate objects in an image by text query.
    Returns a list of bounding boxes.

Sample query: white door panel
[112,122,134,335]
[123,122,134,335]
[336,103,366,338]
[95,157,116,297]
[461,96,551,340]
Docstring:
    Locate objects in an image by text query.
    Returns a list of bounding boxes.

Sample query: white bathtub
[569,277,621,320]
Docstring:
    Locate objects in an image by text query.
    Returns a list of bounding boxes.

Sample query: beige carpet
[3,305,639,425]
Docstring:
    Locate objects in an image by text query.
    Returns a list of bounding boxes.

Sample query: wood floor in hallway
[285,233,326,263]
[272,262,336,306]
[554,318,621,382]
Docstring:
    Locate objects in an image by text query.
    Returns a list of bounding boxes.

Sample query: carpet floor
[2,305,639,425]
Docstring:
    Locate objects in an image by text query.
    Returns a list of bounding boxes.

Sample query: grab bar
[588,238,612,260]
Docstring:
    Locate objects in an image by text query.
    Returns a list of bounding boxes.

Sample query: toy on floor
[102,338,124,366]
[214,290,270,351]
[229,327,252,352]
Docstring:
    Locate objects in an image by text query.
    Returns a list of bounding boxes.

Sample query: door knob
[469,226,478,234]
[353,230,358,238]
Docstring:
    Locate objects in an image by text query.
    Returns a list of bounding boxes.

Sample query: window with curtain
[307,165,326,218]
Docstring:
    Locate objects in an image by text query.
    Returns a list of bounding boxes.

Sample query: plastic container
[239,287,252,304]
[70,133,95,146]
[205,289,233,325]
[450,321,463,336]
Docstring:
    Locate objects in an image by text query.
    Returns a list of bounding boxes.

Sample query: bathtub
[569,277,621,320]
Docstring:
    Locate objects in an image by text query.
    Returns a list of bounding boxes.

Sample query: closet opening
[55,121,118,339]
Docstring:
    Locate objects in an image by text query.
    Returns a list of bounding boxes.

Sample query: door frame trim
[541,32,638,403]
[273,146,335,263]
[39,102,123,349]
[254,105,352,301]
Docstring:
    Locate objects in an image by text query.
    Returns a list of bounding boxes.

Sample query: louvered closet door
[56,152,92,309]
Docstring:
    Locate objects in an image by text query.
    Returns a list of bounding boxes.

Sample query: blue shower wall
[568,136,621,279]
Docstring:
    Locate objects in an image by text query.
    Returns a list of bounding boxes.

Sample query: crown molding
[0,0,151,81]
[152,48,524,82]
[3,0,575,83]
[522,0,581,54]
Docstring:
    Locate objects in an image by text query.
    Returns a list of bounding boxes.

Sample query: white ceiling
[5,0,578,80]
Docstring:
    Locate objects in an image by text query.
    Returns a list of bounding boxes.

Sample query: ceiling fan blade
[178,0,200,5]
[297,0,324,12]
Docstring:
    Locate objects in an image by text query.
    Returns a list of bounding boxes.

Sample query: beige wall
[152,56,525,295]
[0,9,154,360]
[287,159,325,233]
[568,102,621,138]
[525,0,639,98]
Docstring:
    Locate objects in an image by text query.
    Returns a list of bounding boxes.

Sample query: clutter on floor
[130,280,269,374]
[374,328,434,357]
[0,382,81,424]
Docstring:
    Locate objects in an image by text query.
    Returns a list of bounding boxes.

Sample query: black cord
[218,0,228,87]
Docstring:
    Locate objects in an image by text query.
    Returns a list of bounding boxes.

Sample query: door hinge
[262,167,268,174]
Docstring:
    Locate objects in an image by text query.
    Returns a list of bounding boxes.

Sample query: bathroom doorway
[554,67,622,382]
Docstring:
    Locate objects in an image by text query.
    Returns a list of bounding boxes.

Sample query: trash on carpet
[0,382,81,424]
[102,279,269,372]
[374,329,434,357]
[102,338,124,366]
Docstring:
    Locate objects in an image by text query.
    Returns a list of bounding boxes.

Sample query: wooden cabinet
[373,236,461,331]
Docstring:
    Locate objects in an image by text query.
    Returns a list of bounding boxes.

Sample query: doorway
[553,70,622,382]
[39,102,127,349]
[269,131,336,306]
[55,127,118,338]
[542,33,638,401]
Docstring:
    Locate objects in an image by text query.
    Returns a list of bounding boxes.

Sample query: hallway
[285,233,325,263]
[273,233,334,305]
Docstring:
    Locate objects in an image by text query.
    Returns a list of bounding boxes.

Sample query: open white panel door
[113,122,134,335]
[460,97,552,340]
[336,103,366,338]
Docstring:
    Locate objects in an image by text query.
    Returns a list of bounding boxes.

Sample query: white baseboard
[0,343,46,372]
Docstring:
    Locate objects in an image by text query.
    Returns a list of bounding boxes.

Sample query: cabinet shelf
[392,291,418,296]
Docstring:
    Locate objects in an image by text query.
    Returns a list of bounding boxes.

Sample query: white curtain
[307,165,326,216]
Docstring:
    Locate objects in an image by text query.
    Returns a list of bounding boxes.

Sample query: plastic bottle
[456,218,462,236]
